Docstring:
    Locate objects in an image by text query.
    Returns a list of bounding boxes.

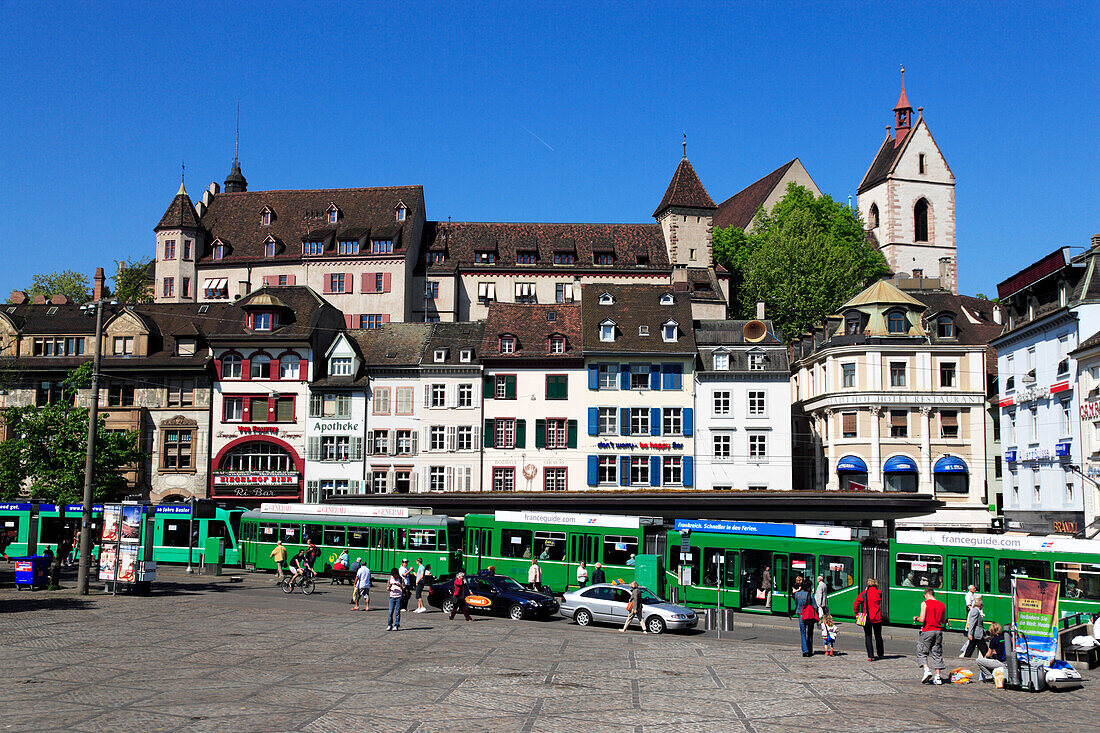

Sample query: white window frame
[748,432,768,461]
[713,390,731,416]
[747,390,766,417]
[713,433,732,461]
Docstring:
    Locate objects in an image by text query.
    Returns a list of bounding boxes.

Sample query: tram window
[208,521,228,538]
[162,522,190,547]
[1055,562,1100,600]
[790,554,814,586]
[408,529,437,550]
[821,556,855,590]
[279,524,300,542]
[998,559,1051,594]
[701,547,724,587]
[447,526,461,551]
[534,531,566,561]
[896,553,943,588]
[259,522,278,540]
[2,516,19,533]
[603,535,639,566]
[501,529,533,558]
[983,560,992,594]
[303,524,323,544]
[394,528,408,550]
[724,551,738,586]
[323,527,346,547]
[347,527,370,548]
[39,517,68,543]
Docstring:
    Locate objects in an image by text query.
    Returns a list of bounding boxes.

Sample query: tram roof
[242,509,454,527]
[481,510,662,530]
[257,502,433,519]
[674,518,864,541]
[896,530,1100,555]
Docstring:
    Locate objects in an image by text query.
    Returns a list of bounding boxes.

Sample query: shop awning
[934,456,968,474]
[836,455,868,473]
[883,455,919,473]
[204,278,228,289]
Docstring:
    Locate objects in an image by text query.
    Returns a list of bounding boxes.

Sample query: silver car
[559,583,697,634]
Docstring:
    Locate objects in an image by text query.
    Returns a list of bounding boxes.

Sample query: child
[821,614,839,656]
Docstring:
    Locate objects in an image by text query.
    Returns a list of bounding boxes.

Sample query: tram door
[568,534,599,588]
[946,554,993,622]
[861,542,890,620]
[467,528,492,574]
[365,528,383,571]
[771,553,791,614]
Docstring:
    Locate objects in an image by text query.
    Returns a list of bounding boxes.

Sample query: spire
[177,161,187,196]
[156,171,200,231]
[653,151,716,219]
[682,132,687,159]
[893,65,914,147]
[224,103,248,192]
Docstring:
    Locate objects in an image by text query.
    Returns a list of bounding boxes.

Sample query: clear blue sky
[1,2,1096,299]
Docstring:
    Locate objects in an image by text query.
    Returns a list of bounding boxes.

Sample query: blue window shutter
[650,364,661,390]
[661,363,673,390]
[649,456,661,486]
[588,407,598,436]
[683,456,693,487]
[683,408,694,436]
[650,407,661,436]
[675,365,683,390]
[588,364,599,390]
[620,364,630,390]
[620,456,630,486]
[620,408,630,436]
[587,455,598,486]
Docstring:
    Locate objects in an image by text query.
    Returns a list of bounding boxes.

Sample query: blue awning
[934,456,968,474]
[836,455,868,473]
[883,455,919,473]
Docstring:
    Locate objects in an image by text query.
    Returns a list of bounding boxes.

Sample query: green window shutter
[567,419,578,448]
[545,376,553,399]
[483,377,494,399]
[505,375,517,399]
[558,375,567,400]
[483,419,495,448]
[515,419,526,448]
[535,418,546,448]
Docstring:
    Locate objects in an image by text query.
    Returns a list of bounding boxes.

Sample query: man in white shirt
[528,559,542,590]
[415,557,426,585]
[399,558,410,581]
[353,562,371,611]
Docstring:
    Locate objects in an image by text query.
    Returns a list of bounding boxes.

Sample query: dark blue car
[428,572,560,620]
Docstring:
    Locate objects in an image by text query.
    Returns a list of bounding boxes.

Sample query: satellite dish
[743,320,767,343]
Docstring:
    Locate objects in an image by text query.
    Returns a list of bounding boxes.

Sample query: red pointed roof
[653,157,716,218]
[894,83,911,112]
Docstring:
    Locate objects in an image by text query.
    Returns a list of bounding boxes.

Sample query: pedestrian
[619,580,646,633]
[449,571,472,621]
[386,569,404,631]
[591,562,606,585]
[0,527,12,561]
[352,561,371,611]
[415,557,425,586]
[961,597,988,658]
[414,564,433,613]
[821,613,839,656]
[792,578,820,657]
[401,564,415,610]
[398,558,410,582]
[577,560,588,588]
[855,578,885,661]
[975,622,1007,683]
[814,574,828,615]
[959,584,980,655]
[269,540,288,583]
[761,567,773,608]
[528,559,542,591]
[914,587,947,685]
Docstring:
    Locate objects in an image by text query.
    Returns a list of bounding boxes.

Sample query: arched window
[914,198,929,242]
[868,203,879,229]
[219,441,294,472]
[887,311,907,334]
[221,353,242,379]
[251,353,272,379]
[279,353,300,380]
[936,316,955,339]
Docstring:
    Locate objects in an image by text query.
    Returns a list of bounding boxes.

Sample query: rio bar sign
[495,510,641,529]
[259,502,410,519]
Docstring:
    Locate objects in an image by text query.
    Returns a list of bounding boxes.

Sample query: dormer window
[936,315,955,339]
[549,335,565,354]
[553,252,575,265]
[845,314,861,335]
[177,338,196,357]
[517,251,537,265]
[263,238,278,258]
[434,348,448,362]
[748,350,765,371]
[212,240,225,260]
[662,320,678,342]
[429,252,446,265]
[638,326,649,337]
[594,252,614,266]
[329,357,352,376]
[250,312,279,331]
[326,205,339,225]
[460,349,472,363]
[599,320,616,342]
[499,335,516,354]
[598,292,614,305]
[475,251,495,264]
[713,351,729,371]
[303,240,324,256]
[887,311,906,334]
[260,208,272,226]
[372,239,394,254]
[636,254,649,266]
[395,203,407,222]
[660,293,674,306]
[338,239,360,255]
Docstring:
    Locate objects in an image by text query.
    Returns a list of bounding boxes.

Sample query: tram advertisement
[1013,576,1059,665]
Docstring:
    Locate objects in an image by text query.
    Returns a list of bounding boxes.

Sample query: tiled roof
[421,221,670,273]
[713,160,796,230]
[652,158,716,217]
[348,323,434,367]
[695,320,789,374]
[686,267,724,301]
[580,285,696,354]
[842,280,926,309]
[914,291,1003,348]
[479,304,581,361]
[206,286,336,342]
[156,192,201,231]
[196,185,424,263]
[421,321,485,366]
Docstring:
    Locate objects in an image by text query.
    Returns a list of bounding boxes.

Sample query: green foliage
[112,259,154,303]
[20,270,93,304]
[716,183,889,341]
[0,367,146,503]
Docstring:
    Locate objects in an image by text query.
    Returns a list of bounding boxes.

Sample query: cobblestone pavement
[1,568,1096,732]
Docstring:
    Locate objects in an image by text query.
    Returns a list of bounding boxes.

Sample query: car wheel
[442,598,455,616]
[509,603,525,621]
[646,616,666,634]
[574,608,593,627]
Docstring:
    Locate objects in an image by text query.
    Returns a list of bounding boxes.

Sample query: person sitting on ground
[975,622,1007,682]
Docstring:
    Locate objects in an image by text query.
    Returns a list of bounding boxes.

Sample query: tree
[112,258,154,303]
[19,270,93,304]
[0,365,146,504]
[714,183,890,341]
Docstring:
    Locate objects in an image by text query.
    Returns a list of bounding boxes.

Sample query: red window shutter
[344,314,355,329]
[214,358,222,380]
[242,397,251,422]
[262,275,274,286]
[241,358,251,381]
[287,274,296,285]
[323,276,332,294]
[362,273,375,293]
[383,273,392,293]
[382,314,390,323]
[344,273,353,293]
[299,358,309,380]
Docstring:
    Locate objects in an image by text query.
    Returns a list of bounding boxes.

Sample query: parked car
[427,572,560,620]
[559,583,697,634]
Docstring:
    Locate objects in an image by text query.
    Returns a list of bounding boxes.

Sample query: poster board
[1013,576,1059,666]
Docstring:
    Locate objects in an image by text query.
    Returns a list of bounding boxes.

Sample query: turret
[153,179,202,302]
[653,140,716,268]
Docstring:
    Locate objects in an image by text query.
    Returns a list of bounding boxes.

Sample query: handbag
[755,589,767,601]
[627,601,634,612]
[800,604,818,622]
[855,594,868,626]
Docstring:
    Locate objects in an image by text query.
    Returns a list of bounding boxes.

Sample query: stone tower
[154,181,202,302]
[857,72,957,293]
[653,150,716,269]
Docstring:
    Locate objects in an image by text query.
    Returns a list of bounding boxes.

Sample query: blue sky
[0,2,1096,298]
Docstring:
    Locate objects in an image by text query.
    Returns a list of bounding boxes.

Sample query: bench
[1057,613,1099,670]
[329,567,356,585]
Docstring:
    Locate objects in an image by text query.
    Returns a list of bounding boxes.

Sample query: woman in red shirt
[855,578,885,661]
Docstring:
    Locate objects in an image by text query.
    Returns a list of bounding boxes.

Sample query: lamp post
[76,297,116,595]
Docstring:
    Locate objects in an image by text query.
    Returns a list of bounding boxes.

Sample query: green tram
[151,504,244,565]
[664,519,871,619]
[462,510,666,592]
[889,530,1100,627]
[239,502,462,576]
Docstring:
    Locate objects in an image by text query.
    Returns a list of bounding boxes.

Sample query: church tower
[857,71,957,293]
[154,179,202,303]
[653,144,717,269]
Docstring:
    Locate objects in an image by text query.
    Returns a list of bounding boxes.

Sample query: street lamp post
[76,299,111,595]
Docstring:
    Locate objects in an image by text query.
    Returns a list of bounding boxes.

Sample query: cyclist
[304,539,321,578]
[289,549,308,583]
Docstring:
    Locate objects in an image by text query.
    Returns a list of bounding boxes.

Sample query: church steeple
[224,103,248,192]
[893,66,914,147]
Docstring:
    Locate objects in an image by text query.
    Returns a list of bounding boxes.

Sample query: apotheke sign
[314,421,361,433]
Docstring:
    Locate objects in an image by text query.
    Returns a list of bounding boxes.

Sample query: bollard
[669,587,679,604]
[719,609,735,631]
[702,608,716,630]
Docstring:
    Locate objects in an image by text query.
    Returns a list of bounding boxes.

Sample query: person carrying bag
[792,579,820,657]
[855,578,885,661]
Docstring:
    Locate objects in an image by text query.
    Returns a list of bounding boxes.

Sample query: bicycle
[282,571,316,595]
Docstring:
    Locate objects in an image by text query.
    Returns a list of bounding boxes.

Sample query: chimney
[32,295,46,305]
[939,257,949,282]
[9,291,26,304]
[1092,233,1100,251]
[93,267,105,302]
[755,301,765,319]
[993,304,1003,325]
[50,294,68,305]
